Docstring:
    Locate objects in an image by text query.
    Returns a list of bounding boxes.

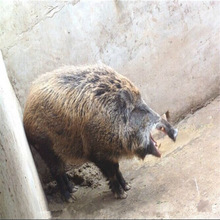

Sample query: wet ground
[48,96,220,219]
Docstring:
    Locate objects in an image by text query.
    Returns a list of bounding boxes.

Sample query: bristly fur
[23,64,177,201]
[23,65,143,164]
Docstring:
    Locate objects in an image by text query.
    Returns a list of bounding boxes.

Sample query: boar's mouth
[150,134,161,158]
[149,123,178,158]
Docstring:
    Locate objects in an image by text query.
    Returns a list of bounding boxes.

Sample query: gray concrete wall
[0,51,50,218]
[1,1,219,122]
[0,1,219,215]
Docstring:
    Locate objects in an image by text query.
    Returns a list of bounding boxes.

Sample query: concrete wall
[0,1,219,215]
[1,0,219,122]
[0,52,50,218]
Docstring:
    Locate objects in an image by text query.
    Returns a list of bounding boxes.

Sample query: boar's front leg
[114,163,131,191]
[92,160,128,199]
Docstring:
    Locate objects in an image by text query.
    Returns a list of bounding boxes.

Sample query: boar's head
[127,101,178,159]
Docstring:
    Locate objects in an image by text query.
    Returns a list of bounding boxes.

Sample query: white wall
[1,0,219,121]
[0,1,219,214]
[0,51,50,218]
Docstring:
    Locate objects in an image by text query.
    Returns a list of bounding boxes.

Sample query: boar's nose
[168,128,178,142]
[172,128,178,142]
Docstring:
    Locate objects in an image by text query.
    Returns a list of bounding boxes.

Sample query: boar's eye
[159,126,166,132]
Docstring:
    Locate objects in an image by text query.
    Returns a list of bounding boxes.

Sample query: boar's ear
[119,89,132,104]
[161,111,170,122]
[118,89,134,123]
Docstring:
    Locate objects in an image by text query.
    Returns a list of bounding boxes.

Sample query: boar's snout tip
[172,128,178,142]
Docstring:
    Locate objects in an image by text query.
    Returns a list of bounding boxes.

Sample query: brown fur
[24,65,142,164]
[23,64,177,201]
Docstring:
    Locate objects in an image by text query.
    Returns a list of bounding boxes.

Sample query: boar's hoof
[114,191,128,199]
[64,174,78,193]
[62,191,77,203]
[124,183,131,191]
[70,193,77,201]
[69,184,78,193]
[66,195,77,203]
[66,196,76,203]
[109,179,128,199]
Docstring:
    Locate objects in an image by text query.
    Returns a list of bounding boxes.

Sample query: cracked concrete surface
[1,1,219,123]
[48,96,220,219]
[0,1,79,52]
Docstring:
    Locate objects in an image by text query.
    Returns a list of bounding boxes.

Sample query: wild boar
[23,64,178,202]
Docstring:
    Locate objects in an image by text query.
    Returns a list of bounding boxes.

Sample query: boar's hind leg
[62,173,78,193]
[35,141,76,203]
[114,163,131,191]
[93,160,128,199]
[55,171,77,203]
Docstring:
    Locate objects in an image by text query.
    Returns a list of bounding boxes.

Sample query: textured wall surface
[0,0,219,122]
[0,1,219,214]
[0,52,50,218]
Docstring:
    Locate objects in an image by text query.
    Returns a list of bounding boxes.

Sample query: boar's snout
[156,118,178,142]
[168,128,178,142]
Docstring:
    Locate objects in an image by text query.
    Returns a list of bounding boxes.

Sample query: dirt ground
[47,96,220,219]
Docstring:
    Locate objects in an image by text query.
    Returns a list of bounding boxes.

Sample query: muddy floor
[47,96,220,219]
